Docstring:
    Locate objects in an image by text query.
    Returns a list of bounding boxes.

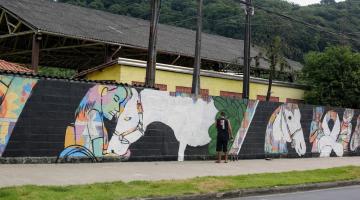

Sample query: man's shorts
[216,136,228,152]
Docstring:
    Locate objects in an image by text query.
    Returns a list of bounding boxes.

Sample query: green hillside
[57,0,360,61]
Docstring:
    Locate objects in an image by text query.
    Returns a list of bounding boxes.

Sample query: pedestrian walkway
[1,157,360,188]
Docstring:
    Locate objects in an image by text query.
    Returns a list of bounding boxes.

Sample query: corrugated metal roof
[0,0,302,71]
[0,59,33,73]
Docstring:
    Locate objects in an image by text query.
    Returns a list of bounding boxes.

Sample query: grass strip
[1,166,360,200]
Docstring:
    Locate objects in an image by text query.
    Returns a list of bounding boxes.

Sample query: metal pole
[242,0,252,99]
[191,0,203,95]
[31,34,40,73]
[145,0,161,87]
[104,44,112,63]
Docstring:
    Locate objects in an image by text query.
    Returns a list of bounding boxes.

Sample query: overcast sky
[286,0,345,6]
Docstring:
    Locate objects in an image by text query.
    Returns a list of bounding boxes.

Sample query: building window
[220,91,242,99]
[175,86,209,96]
[132,81,167,91]
[286,98,304,104]
[257,95,279,102]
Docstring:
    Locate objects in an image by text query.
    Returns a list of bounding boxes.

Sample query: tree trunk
[266,55,275,102]
[266,70,273,102]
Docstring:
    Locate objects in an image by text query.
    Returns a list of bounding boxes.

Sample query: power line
[98,0,360,44]
[249,3,360,44]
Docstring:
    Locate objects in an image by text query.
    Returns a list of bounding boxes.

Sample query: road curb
[137,180,360,200]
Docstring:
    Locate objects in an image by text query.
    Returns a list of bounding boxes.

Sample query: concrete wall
[1,74,360,162]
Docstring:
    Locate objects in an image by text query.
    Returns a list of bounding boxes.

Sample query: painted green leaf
[208,97,248,155]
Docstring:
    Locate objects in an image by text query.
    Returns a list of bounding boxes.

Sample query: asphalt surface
[1,157,360,188]
[232,185,360,200]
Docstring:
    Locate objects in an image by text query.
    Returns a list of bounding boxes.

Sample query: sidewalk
[1,157,360,188]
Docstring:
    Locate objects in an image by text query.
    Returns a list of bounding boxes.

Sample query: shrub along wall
[0,73,359,162]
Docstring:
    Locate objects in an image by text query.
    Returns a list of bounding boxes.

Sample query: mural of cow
[108,89,217,161]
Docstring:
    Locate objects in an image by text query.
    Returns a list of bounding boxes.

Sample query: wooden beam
[2,9,36,31]
[104,44,112,63]
[13,21,22,33]
[110,45,122,59]
[4,13,11,34]
[171,54,181,65]
[0,10,5,24]
[0,42,102,56]
[31,34,40,73]
[0,30,34,39]
[13,36,19,51]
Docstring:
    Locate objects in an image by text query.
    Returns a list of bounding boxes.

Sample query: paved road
[1,157,360,188]
[231,185,360,200]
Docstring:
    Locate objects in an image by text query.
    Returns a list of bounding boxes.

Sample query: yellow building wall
[86,64,305,102]
[86,65,121,81]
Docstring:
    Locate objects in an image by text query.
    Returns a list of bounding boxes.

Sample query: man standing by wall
[216,112,233,163]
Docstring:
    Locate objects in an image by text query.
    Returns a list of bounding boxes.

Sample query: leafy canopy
[301,46,360,109]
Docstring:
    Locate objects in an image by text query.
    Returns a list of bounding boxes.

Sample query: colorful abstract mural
[309,108,357,157]
[59,85,133,161]
[350,116,360,152]
[0,75,37,156]
[337,109,354,152]
[264,103,306,156]
[1,74,360,162]
[228,100,258,156]
[309,107,325,153]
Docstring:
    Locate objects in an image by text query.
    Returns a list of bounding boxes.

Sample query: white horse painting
[264,103,306,156]
[108,89,218,161]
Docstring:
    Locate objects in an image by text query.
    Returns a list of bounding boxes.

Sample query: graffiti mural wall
[0,75,37,156]
[1,74,360,162]
[59,85,133,161]
[264,103,306,156]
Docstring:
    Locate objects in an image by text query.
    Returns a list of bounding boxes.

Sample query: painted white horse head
[265,103,306,156]
[107,88,144,158]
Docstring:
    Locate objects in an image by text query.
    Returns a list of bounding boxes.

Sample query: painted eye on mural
[124,116,132,121]
[113,95,120,103]
[288,116,292,120]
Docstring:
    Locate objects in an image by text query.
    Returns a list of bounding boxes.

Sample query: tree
[321,0,336,5]
[38,67,76,78]
[88,0,105,10]
[266,36,289,101]
[301,46,360,108]
[56,0,360,62]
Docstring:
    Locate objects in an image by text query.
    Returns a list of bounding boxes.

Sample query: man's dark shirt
[216,117,230,140]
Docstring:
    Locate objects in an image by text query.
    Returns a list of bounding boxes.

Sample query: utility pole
[145,0,161,87]
[191,0,203,95]
[242,0,253,99]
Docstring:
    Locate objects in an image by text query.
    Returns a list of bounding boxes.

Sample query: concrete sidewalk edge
[138,180,360,200]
